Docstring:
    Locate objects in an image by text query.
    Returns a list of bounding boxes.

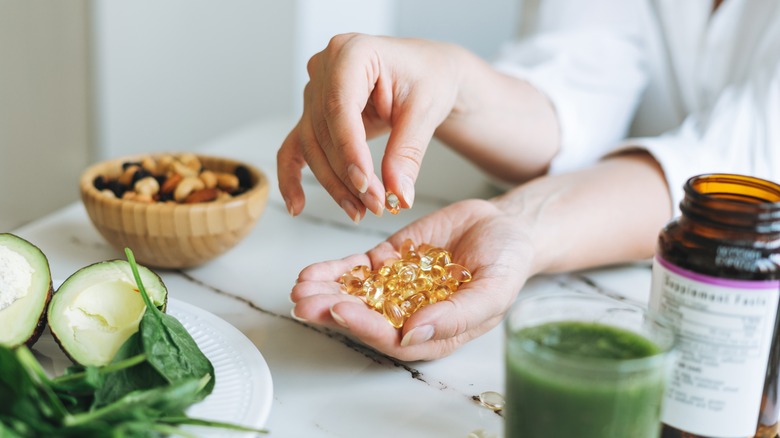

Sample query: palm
[291,199,534,361]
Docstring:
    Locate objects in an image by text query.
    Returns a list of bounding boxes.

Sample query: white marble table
[12,117,654,438]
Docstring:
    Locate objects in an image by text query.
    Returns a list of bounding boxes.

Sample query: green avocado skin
[46,259,168,366]
[0,233,53,349]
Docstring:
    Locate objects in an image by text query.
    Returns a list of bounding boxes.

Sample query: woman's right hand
[276,33,469,222]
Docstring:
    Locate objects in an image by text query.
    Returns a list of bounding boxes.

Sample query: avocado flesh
[0,234,52,348]
[0,245,34,310]
[62,279,148,366]
[48,260,167,366]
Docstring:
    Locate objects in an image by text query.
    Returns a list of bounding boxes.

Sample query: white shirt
[494,0,780,213]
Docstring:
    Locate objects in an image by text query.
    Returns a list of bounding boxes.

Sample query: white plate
[34,297,273,437]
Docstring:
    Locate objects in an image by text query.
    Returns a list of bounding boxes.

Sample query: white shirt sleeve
[617,61,780,215]
[493,0,650,174]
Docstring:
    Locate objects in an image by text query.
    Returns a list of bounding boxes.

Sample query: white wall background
[91,0,296,159]
[93,0,518,158]
[0,1,92,231]
[0,0,520,230]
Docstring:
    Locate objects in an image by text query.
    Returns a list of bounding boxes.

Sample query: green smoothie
[505,321,666,438]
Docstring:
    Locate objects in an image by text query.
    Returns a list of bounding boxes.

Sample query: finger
[328,301,461,361]
[290,279,342,302]
[315,44,386,214]
[328,300,402,346]
[277,125,308,216]
[358,171,387,217]
[296,241,402,283]
[400,279,510,346]
[381,103,439,209]
[298,116,367,223]
[296,254,373,283]
[291,292,364,327]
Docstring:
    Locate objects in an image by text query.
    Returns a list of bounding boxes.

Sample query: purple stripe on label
[656,256,780,289]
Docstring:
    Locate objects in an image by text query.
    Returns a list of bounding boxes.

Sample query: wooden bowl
[80,153,269,269]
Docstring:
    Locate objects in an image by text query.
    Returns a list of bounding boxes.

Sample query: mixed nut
[92,153,253,204]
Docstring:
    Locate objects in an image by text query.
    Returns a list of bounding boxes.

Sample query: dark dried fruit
[235,165,252,189]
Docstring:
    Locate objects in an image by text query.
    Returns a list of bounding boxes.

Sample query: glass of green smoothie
[504,293,675,438]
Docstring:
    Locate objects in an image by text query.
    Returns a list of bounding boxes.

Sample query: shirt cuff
[610,135,721,218]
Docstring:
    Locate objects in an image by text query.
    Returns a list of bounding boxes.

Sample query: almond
[184,188,220,204]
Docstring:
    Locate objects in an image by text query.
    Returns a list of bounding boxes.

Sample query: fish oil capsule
[428,249,452,267]
[400,238,415,257]
[385,292,404,305]
[364,280,385,309]
[383,299,406,328]
[478,391,505,411]
[442,277,460,292]
[402,293,427,315]
[399,285,418,300]
[433,286,451,301]
[419,254,433,271]
[340,240,471,328]
[423,289,439,305]
[430,265,447,283]
[386,192,401,214]
[384,277,400,293]
[404,250,421,264]
[350,265,371,281]
[396,264,418,283]
[340,273,363,295]
[412,277,433,292]
[445,263,472,283]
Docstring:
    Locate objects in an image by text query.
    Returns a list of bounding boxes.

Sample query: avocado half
[0,233,53,348]
[47,259,168,366]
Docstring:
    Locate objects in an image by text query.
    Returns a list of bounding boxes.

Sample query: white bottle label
[650,256,780,437]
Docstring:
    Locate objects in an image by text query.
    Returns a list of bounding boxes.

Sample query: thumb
[399,282,509,347]
[381,106,438,209]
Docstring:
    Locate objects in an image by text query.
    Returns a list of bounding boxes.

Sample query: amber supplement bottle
[650,174,780,438]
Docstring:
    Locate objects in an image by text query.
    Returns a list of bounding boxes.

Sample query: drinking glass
[504,292,676,438]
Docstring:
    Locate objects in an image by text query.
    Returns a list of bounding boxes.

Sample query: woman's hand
[290,199,534,361]
[277,33,467,222]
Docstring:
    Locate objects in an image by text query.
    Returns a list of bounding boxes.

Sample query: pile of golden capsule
[339,239,472,329]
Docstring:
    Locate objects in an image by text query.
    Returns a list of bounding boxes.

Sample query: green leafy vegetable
[125,248,215,400]
[0,248,267,437]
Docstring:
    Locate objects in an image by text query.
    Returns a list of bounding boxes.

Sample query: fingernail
[290,307,308,322]
[359,192,384,217]
[401,324,434,347]
[340,199,361,224]
[284,198,295,217]
[330,306,349,328]
[348,164,369,194]
[400,176,415,208]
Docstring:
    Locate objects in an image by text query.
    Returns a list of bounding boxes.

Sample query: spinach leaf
[125,248,215,400]
[0,251,266,436]
[92,332,166,409]
[67,376,210,428]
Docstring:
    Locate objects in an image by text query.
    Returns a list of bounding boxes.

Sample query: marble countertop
[12,117,655,438]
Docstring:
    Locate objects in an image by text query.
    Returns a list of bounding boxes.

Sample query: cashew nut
[174,176,205,202]
[199,170,218,189]
[179,153,202,173]
[216,172,239,192]
[134,176,160,196]
[171,160,198,178]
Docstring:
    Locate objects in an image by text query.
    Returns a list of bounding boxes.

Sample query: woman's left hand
[290,199,534,361]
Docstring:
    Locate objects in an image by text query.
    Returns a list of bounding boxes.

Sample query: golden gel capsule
[337,240,472,328]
